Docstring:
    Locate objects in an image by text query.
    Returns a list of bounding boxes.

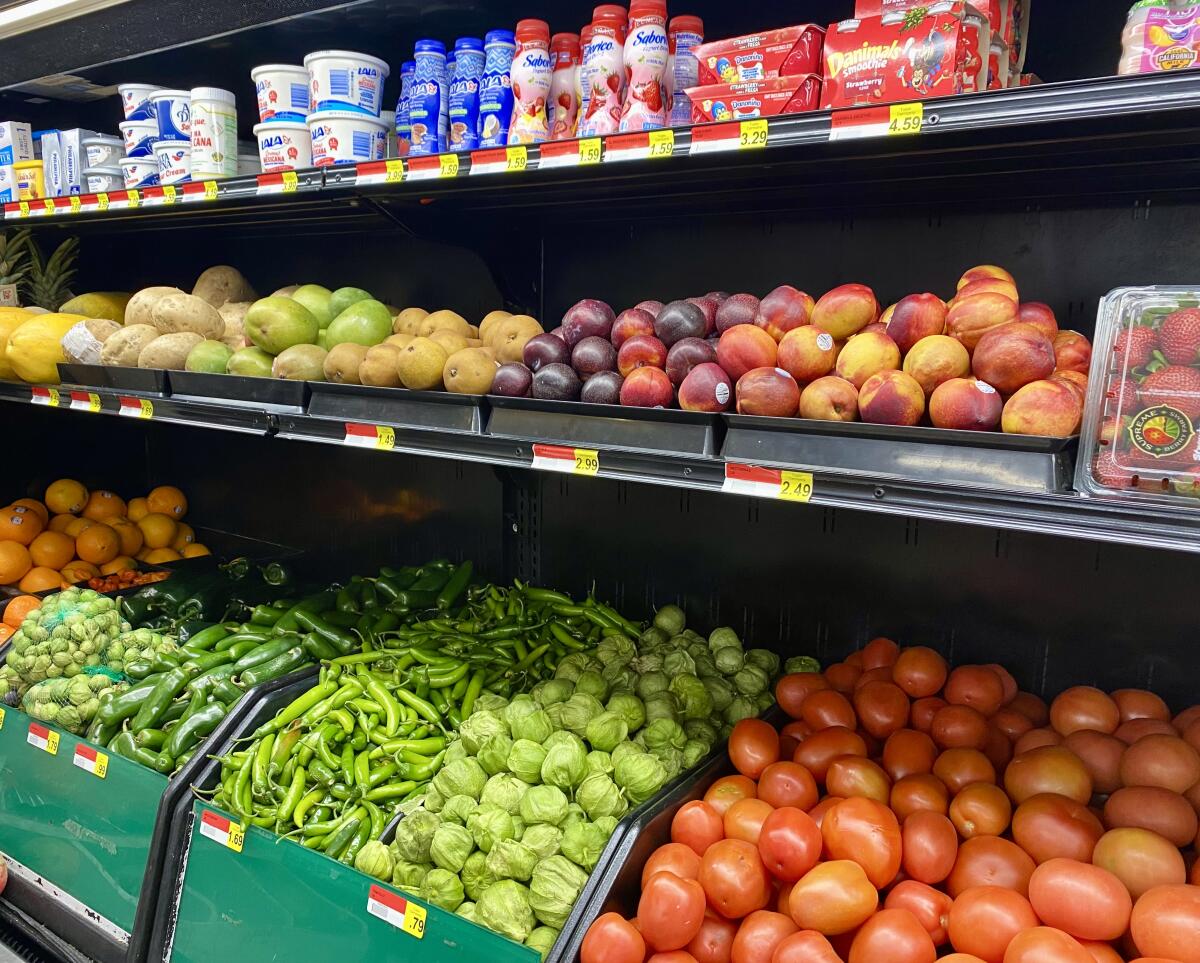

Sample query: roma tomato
[944,666,1006,717]
[770,931,841,963]
[947,886,1039,963]
[1027,858,1132,941]
[853,681,910,740]
[932,705,990,751]
[848,908,936,963]
[883,729,938,781]
[934,749,997,793]
[1050,687,1120,736]
[941,957,990,963]
[1002,927,1093,963]
[823,662,861,694]
[821,797,902,889]
[801,691,857,732]
[688,911,738,963]
[731,911,797,963]
[583,914,646,963]
[824,756,890,803]
[758,762,818,811]
[806,796,844,830]
[911,697,948,733]
[949,782,1012,838]
[1104,786,1198,847]
[983,726,1014,773]
[1077,940,1126,963]
[891,646,948,699]
[891,774,950,820]
[730,719,782,781]
[982,664,1018,706]
[640,871,708,951]
[991,709,1035,743]
[699,839,771,920]
[1062,730,1125,795]
[947,836,1036,897]
[1004,746,1092,805]
[861,637,900,670]
[1011,793,1104,864]
[793,727,867,783]
[705,776,758,817]
[1120,733,1200,794]
[885,880,953,945]
[1129,883,1200,962]
[757,807,822,883]
[1010,692,1050,727]
[648,954,700,963]
[673,800,726,857]
[725,798,775,846]
[776,674,830,720]
[1112,688,1171,723]
[779,721,811,760]
[1091,827,1186,899]
[787,860,878,936]
[1013,728,1062,755]
[902,811,958,885]
[1117,719,1178,745]
[644,843,704,887]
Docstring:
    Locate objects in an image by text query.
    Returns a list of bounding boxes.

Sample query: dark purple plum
[635,299,665,316]
[654,300,707,347]
[571,336,618,380]
[716,293,760,333]
[523,332,571,371]
[531,362,582,401]
[490,363,533,397]
[580,370,624,405]
[687,296,719,336]
[706,291,731,303]
[549,326,566,341]
[561,299,616,347]
[665,336,718,387]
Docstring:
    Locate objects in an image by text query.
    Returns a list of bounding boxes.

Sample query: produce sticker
[723,463,813,503]
[73,743,108,779]
[199,808,244,853]
[531,443,600,477]
[27,722,59,755]
[367,884,427,939]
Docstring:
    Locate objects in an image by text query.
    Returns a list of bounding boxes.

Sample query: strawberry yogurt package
[1118,2,1200,75]
[1077,286,1200,506]
[685,74,822,123]
[822,2,991,110]
[693,25,825,85]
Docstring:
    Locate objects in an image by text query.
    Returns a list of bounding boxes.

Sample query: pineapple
[26,235,78,311]
[0,228,32,289]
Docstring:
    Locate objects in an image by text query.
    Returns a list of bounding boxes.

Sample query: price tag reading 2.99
[531,444,600,477]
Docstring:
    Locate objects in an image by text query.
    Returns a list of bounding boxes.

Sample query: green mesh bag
[20,672,129,734]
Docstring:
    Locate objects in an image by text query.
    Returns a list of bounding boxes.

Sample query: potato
[193,265,256,308]
[137,332,204,370]
[62,319,121,365]
[125,286,185,327]
[418,309,470,338]
[393,307,427,335]
[479,310,511,343]
[218,301,250,352]
[100,324,160,367]
[359,343,402,388]
[151,292,224,339]
[324,343,369,384]
[493,315,544,363]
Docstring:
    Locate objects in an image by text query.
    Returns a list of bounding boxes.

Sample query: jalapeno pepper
[181,624,237,653]
[293,611,357,656]
[214,631,270,653]
[240,647,310,688]
[212,678,244,705]
[134,728,167,750]
[97,676,163,725]
[234,637,299,673]
[302,632,341,661]
[181,649,236,673]
[130,667,196,732]
[164,702,226,760]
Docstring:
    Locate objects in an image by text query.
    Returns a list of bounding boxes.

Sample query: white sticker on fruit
[27,722,59,755]
[73,743,108,779]
[723,463,813,503]
[974,381,997,394]
[199,809,244,852]
[816,333,834,351]
[367,885,426,939]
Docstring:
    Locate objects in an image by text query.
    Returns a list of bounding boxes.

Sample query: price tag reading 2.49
[723,463,813,503]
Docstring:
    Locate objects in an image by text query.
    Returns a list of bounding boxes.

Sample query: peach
[812,283,878,339]
[1053,330,1093,374]
[716,293,760,333]
[954,277,1019,305]
[835,330,901,389]
[903,335,971,396]
[1052,369,1088,403]
[879,303,897,327]
[678,362,733,412]
[886,293,948,354]
[778,326,839,383]
[945,293,1018,352]
[611,308,657,348]
[756,285,814,341]
[1001,379,1083,436]
[861,322,889,336]
[858,370,926,426]
[620,366,674,408]
[799,376,859,422]
[971,321,1056,395]
[929,378,1003,431]
[717,324,778,381]
[957,264,1016,290]
[736,367,800,417]
[1018,302,1059,341]
[617,334,667,378]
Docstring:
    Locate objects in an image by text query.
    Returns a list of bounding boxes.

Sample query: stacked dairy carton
[0,123,35,202]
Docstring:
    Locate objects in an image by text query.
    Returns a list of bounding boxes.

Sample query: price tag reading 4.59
[367,885,427,939]
[830,102,924,141]
[531,444,600,477]
[199,809,244,853]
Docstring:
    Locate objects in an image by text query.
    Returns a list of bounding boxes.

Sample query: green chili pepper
[225,638,265,661]
[321,611,361,629]
[293,787,325,829]
[341,818,371,865]
[523,587,573,605]
[164,702,226,760]
[212,678,244,705]
[234,638,300,674]
[460,670,485,718]
[134,728,167,750]
[181,623,234,652]
[130,667,196,732]
[335,587,358,613]
[436,561,473,611]
[354,750,371,789]
[96,677,163,726]
[309,759,337,786]
[364,781,418,802]
[293,611,357,655]
[279,766,306,825]
[256,679,337,737]
[214,631,270,653]
[394,688,442,726]
[181,649,236,673]
[253,733,275,795]
[302,633,341,661]
[323,817,361,858]
[363,678,401,737]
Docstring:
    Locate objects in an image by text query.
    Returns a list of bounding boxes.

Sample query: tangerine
[144,547,181,564]
[75,524,120,565]
[0,541,33,584]
[10,498,48,522]
[28,530,74,570]
[110,519,143,556]
[63,517,95,539]
[82,490,127,521]
[44,478,88,515]
[0,510,42,545]
[137,513,177,549]
[18,566,61,593]
[147,486,187,519]
[126,497,149,522]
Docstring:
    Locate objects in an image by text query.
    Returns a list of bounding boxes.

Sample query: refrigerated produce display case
[2,1,1200,961]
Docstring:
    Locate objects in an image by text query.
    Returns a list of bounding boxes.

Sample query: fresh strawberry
[1109,377,1141,416]
[1093,450,1135,490]
[1113,325,1158,371]
[1139,365,1200,420]
[1159,308,1200,364]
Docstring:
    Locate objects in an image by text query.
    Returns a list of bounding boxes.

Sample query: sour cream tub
[119,83,157,120]
[307,110,388,166]
[253,121,312,172]
[119,119,158,159]
[153,139,191,184]
[82,135,123,169]
[252,64,310,122]
[304,50,389,116]
[150,89,191,141]
[82,168,123,193]
[120,156,160,189]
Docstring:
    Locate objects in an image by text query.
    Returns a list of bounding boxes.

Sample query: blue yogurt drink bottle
[448,37,486,152]
[477,29,516,149]
[408,39,448,155]
[395,61,415,155]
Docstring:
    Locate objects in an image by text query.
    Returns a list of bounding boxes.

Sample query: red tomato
[934,749,997,793]
[673,800,726,857]
[640,871,708,951]
[845,651,864,668]
[729,720,781,781]
[687,911,738,963]
[1112,688,1171,723]
[757,807,822,882]
[853,681,910,740]
[1002,927,1093,963]
[932,705,991,751]
[949,782,1012,838]
[1010,692,1050,727]
[1062,730,1125,795]
[1004,746,1093,805]
[1013,728,1062,755]
[1028,858,1132,941]
[801,691,857,732]
[806,796,844,830]
[705,776,758,817]
[824,756,890,803]
[853,666,894,690]
[779,721,811,760]
[758,762,818,811]
[731,911,798,963]
[1011,793,1104,864]
[787,860,878,935]
[649,953,700,963]
[776,674,830,720]
[947,886,1039,963]
[886,880,953,945]
[583,913,646,963]
[861,637,900,670]
[983,725,1014,773]
[1077,940,1126,963]
[644,843,704,887]
[891,773,950,820]
[991,708,1035,743]
[1174,705,1200,731]
[1130,883,1200,962]
[942,956,990,963]
[699,839,771,920]
[1050,687,1120,736]
[982,664,1018,706]
[891,646,948,699]
[883,729,938,781]
[1104,786,1198,847]
[793,727,867,783]
[1092,828,1186,900]
[725,798,775,845]
[770,931,841,963]
[821,797,902,889]
[823,662,861,694]
[1121,734,1200,794]
[911,697,948,733]
[944,666,1006,717]
[1117,719,1178,745]
[902,810,958,884]
[848,908,936,963]
[947,836,1036,897]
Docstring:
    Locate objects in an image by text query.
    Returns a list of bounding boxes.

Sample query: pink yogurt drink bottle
[578,5,628,137]
[577,25,595,136]
[619,0,669,132]
[549,33,581,140]
[508,19,553,144]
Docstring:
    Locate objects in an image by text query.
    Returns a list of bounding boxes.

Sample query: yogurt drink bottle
[408,39,448,155]
[619,0,669,132]
[668,15,704,127]
[549,33,581,140]
[395,61,415,155]
[448,37,485,151]
[508,19,553,144]
[578,5,627,137]
[477,29,517,148]
[577,25,596,136]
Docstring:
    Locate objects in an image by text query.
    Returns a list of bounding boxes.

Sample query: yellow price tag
[139,399,154,418]
[17,201,29,218]
[47,730,59,754]
[739,119,769,150]
[227,824,245,853]
[281,171,299,193]
[574,449,600,476]
[376,426,396,450]
[43,198,55,215]
[95,753,108,778]
[888,102,924,135]
[579,138,602,164]
[162,185,177,205]
[127,189,140,208]
[97,193,109,211]
[0,708,5,730]
[204,180,219,200]
[648,129,675,158]
[384,159,404,183]
[402,903,427,939]
[69,196,81,214]
[779,470,814,503]
[438,154,460,177]
[506,146,528,171]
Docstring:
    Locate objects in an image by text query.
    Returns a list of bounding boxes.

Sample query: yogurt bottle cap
[669,14,704,33]
[515,19,550,43]
[581,24,595,43]
[593,4,628,22]
[401,61,416,73]
[484,29,516,46]
[190,86,236,104]
[414,38,447,55]
[453,36,484,53]
[551,32,581,52]
[630,0,666,17]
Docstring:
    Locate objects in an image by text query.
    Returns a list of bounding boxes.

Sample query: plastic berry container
[1077,285,1200,505]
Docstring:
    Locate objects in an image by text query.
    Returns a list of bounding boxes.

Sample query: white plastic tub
[119,83,157,120]
[153,139,191,184]
[304,50,389,116]
[254,121,312,172]
[82,135,123,169]
[190,87,238,178]
[119,119,158,159]
[119,157,160,189]
[150,89,191,140]
[251,64,310,122]
[82,168,123,193]
[307,110,388,166]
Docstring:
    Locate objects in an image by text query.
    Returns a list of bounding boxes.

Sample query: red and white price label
[199,809,244,852]
[355,159,405,186]
[539,137,602,169]
[829,102,924,141]
[27,722,59,755]
[531,443,600,476]
[69,391,102,413]
[605,129,675,163]
[104,190,134,210]
[257,171,299,195]
[30,386,60,407]
[689,119,768,155]
[405,153,459,181]
[76,193,104,213]
[723,463,813,502]
[344,423,395,451]
[367,885,427,939]
[182,180,220,203]
[73,743,108,779]
[470,146,527,175]
[118,396,154,419]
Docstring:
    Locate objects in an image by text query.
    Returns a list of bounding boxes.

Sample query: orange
[135,547,151,561]
[44,478,88,515]
[144,547,181,564]
[100,556,137,575]
[28,530,74,570]
[75,524,120,565]
[110,519,144,557]
[181,543,211,559]
[0,541,32,584]
[60,560,99,583]
[82,490,127,521]
[171,523,196,552]
[10,498,49,522]
[64,517,95,539]
[0,625,11,644]
[126,497,150,522]
[18,566,60,593]
[48,513,76,533]
[0,510,42,546]
[137,513,177,550]
[147,485,188,520]
[3,594,40,628]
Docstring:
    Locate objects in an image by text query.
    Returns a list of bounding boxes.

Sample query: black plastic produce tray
[167,370,310,409]
[307,382,485,434]
[57,363,169,395]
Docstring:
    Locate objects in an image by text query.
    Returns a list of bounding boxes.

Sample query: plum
[561,299,616,347]
[654,300,708,347]
[491,362,533,397]
[572,336,618,380]
[581,370,623,405]
[716,293,760,333]
[523,332,571,371]
[532,362,582,401]
[665,337,718,387]
[687,296,719,336]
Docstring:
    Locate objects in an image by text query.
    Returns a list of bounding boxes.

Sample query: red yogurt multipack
[685,74,823,123]
[692,25,825,85]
